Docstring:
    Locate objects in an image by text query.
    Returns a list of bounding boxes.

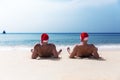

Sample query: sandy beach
[1,0,120,79]
[0,48,120,80]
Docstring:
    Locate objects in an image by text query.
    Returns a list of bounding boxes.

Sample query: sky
[0,0,120,33]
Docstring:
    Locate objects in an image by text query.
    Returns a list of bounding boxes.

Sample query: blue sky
[0,0,120,33]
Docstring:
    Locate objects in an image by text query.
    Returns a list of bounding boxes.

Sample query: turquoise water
[0,33,120,49]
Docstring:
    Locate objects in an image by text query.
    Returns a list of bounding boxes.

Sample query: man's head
[41,33,49,43]
[80,32,89,42]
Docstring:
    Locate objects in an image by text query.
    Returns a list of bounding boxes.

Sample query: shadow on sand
[35,56,105,61]
[36,57,62,61]
[79,57,106,61]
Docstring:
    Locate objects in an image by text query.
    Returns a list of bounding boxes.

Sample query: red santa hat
[80,32,89,41]
[41,33,49,43]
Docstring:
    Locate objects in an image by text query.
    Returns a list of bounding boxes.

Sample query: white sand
[0,48,120,80]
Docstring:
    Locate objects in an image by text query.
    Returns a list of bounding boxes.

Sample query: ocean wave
[0,44,120,51]
[96,44,120,50]
[57,44,120,49]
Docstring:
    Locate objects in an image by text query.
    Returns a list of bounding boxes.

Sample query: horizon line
[1,32,120,34]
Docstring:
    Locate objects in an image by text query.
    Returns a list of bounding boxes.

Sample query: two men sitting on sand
[31,32,100,59]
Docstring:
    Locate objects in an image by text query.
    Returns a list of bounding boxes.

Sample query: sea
[0,33,120,50]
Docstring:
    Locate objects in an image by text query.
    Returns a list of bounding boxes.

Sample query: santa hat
[80,32,89,41]
[41,33,49,43]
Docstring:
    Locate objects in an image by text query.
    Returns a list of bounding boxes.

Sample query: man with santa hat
[31,33,62,59]
[67,32,100,59]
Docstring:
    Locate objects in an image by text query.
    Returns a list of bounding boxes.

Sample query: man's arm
[31,44,39,59]
[67,45,78,58]
[52,44,62,58]
[92,45,100,59]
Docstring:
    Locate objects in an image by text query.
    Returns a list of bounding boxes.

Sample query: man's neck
[42,42,48,45]
[81,42,88,45]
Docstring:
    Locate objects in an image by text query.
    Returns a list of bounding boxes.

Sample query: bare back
[70,44,99,58]
[77,44,97,56]
[34,43,56,57]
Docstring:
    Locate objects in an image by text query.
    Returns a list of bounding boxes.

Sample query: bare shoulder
[73,44,80,49]
[48,43,56,48]
[89,44,98,50]
[34,43,41,48]
[75,44,83,48]
[88,44,95,47]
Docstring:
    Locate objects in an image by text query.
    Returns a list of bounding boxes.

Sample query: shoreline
[0,45,120,51]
